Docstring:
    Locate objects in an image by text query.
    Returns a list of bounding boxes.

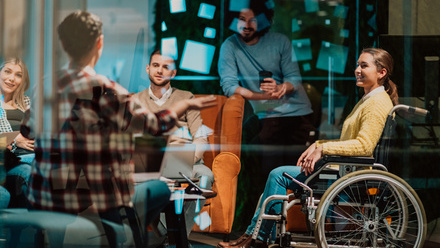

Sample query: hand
[259,78,278,93]
[14,133,34,151]
[187,95,217,110]
[297,143,323,176]
[170,95,217,118]
[260,79,287,99]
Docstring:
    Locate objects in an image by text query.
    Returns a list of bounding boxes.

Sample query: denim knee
[0,186,10,209]
[7,164,31,183]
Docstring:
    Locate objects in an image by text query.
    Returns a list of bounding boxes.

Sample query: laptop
[160,143,195,179]
[132,138,195,183]
[132,134,167,183]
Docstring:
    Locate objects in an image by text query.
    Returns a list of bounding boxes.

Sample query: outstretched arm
[169,95,217,118]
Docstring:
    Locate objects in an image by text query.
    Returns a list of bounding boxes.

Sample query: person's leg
[245,166,303,241]
[132,180,171,232]
[98,208,123,248]
[258,118,285,175]
[184,163,214,233]
[4,163,31,208]
[0,186,10,209]
[18,154,35,165]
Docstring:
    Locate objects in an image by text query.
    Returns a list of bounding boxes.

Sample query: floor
[187,230,440,248]
[188,231,246,247]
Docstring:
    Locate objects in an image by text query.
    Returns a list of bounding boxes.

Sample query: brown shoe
[231,237,267,248]
[217,233,250,248]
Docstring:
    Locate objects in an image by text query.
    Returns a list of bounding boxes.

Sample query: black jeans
[255,114,317,175]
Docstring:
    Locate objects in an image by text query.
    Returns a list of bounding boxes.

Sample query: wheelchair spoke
[315,171,426,248]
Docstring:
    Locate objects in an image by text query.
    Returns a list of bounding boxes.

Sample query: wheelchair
[252,104,428,248]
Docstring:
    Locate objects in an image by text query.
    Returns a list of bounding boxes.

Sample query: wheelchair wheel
[315,170,426,248]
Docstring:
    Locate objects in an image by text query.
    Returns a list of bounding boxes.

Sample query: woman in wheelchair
[218,48,399,248]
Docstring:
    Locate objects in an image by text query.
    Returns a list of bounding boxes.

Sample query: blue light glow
[174,190,184,214]
[179,40,216,74]
[305,0,319,13]
[200,175,208,188]
[291,19,300,32]
[340,29,349,38]
[366,4,374,11]
[195,199,201,213]
[316,41,349,74]
[265,0,275,9]
[229,0,250,12]
[161,37,178,60]
[194,211,211,230]
[368,14,377,30]
[169,0,186,14]
[334,5,348,19]
[303,63,311,72]
[229,18,239,33]
[256,13,271,31]
[204,27,216,39]
[292,39,312,62]
[198,3,216,19]
[161,21,167,31]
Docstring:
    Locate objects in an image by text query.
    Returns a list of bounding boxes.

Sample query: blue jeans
[132,179,171,231]
[5,162,32,208]
[18,154,35,165]
[0,186,10,209]
[245,166,306,241]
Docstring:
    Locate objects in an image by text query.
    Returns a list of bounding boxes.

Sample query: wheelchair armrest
[322,155,375,164]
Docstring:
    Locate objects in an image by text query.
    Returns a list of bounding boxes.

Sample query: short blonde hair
[0,57,30,111]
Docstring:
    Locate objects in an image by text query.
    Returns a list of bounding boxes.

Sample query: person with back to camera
[217,48,399,248]
[0,58,35,208]
[20,10,216,247]
[218,0,316,172]
[132,49,215,236]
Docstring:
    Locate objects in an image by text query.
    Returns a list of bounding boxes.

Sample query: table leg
[164,202,188,248]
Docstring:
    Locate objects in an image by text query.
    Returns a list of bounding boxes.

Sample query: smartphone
[259,71,273,86]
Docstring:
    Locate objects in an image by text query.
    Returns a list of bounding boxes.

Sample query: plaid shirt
[22,65,176,213]
[0,96,30,133]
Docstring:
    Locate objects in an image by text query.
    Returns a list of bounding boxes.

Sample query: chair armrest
[221,95,245,157]
[209,152,241,233]
[323,155,375,164]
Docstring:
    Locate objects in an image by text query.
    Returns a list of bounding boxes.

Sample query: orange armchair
[192,94,245,234]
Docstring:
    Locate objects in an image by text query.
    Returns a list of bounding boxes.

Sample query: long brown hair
[0,57,30,111]
[361,48,399,106]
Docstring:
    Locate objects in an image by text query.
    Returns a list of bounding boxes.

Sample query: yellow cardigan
[316,91,393,157]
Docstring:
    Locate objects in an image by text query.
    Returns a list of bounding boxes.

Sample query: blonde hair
[0,57,30,111]
[361,48,399,106]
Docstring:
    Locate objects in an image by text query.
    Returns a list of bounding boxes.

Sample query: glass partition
[1,0,440,245]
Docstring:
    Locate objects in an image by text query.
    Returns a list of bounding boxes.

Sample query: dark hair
[149,49,176,66]
[362,48,399,106]
[228,0,274,36]
[57,11,103,61]
[149,49,162,64]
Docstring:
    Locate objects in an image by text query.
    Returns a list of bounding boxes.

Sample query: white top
[148,86,172,106]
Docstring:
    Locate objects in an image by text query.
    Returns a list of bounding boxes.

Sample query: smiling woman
[0,57,34,208]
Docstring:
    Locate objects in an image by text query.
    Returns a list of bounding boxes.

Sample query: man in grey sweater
[218,0,316,173]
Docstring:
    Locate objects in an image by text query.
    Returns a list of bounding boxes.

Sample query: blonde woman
[0,57,33,208]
